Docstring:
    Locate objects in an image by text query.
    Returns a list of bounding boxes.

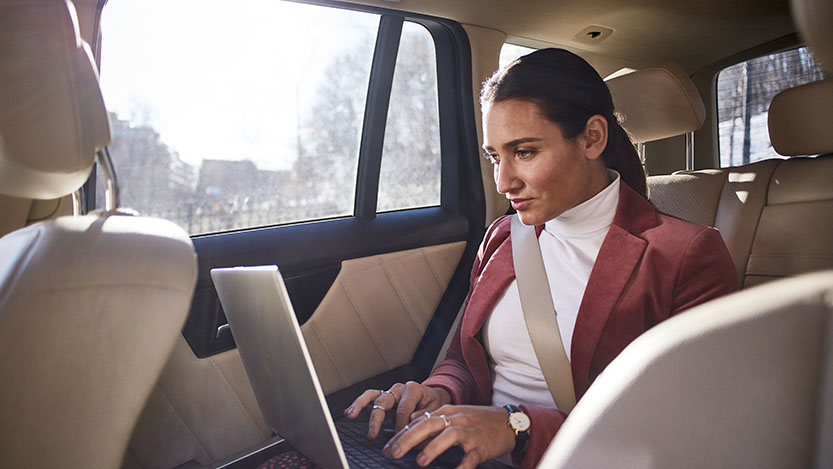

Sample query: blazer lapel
[570,184,656,398]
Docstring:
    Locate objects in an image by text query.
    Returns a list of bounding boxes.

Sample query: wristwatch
[503,404,531,453]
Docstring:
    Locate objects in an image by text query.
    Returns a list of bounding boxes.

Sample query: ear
[580,114,608,160]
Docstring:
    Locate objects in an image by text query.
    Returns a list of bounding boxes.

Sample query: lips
[510,198,532,210]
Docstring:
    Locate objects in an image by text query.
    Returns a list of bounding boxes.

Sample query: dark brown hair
[481,48,647,198]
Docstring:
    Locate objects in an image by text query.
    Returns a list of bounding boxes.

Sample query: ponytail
[602,116,647,199]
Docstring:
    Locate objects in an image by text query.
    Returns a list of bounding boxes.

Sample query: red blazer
[423,182,739,468]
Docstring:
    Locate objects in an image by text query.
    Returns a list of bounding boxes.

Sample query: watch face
[509,412,531,432]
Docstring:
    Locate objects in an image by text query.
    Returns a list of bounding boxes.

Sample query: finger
[415,424,460,467]
[384,412,446,459]
[367,404,388,439]
[455,449,483,469]
[343,389,382,419]
[378,389,398,410]
[395,382,423,431]
[410,402,450,424]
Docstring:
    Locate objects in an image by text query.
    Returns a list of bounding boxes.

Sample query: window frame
[713,43,829,168]
[89,0,482,234]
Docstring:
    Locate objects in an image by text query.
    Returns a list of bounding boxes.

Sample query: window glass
[377,22,441,212]
[499,43,536,69]
[98,0,378,234]
[716,46,828,167]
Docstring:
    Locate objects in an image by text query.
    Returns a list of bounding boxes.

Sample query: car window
[98,0,444,234]
[716,46,828,167]
[499,43,536,69]
[377,22,441,212]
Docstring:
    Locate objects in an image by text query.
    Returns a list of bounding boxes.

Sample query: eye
[515,149,535,159]
[483,151,500,164]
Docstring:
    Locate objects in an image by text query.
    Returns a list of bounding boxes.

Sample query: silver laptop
[211,265,472,469]
[211,265,350,468]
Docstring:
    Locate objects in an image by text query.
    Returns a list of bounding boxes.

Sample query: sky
[99,0,378,171]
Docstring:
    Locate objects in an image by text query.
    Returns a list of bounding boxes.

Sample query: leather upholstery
[125,336,270,468]
[0,215,197,468]
[649,156,833,287]
[538,271,833,468]
[606,66,706,143]
[303,241,466,394]
[645,170,725,227]
[768,79,833,156]
[745,156,833,286]
[0,0,110,199]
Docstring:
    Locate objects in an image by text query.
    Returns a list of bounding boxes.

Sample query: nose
[494,158,521,195]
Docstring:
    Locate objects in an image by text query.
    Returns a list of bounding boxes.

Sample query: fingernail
[417,454,427,466]
[344,407,352,415]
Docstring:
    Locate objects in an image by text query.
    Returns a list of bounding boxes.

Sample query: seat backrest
[648,79,833,288]
[537,271,833,468]
[605,64,706,144]
[0,1,197,467]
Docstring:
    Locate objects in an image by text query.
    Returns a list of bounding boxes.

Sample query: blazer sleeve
[422,216,511,404]
[671,227,740,314]
[515,405,568,469]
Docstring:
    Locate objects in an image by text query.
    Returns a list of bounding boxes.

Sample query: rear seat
[648,78,833,288]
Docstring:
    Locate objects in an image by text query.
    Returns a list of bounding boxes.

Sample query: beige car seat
[537,271,833,468]
[0,1,197,467]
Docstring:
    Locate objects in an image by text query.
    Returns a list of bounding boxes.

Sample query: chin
[516,211,545,226]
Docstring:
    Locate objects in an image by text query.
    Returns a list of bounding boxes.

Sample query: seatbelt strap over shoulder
[510,214,577,412]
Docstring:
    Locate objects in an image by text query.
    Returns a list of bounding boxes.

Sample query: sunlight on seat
[728,172,757,204]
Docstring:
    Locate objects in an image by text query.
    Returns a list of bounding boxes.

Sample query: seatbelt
[510,214,577,412]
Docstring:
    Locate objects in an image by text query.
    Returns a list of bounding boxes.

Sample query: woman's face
[482,99,610,226]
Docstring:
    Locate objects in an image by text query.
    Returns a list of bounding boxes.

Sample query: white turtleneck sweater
[482,171,620,409]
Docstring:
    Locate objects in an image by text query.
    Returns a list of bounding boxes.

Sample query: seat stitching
[340,260,396,368]
[208,357,267,437]
[305,319,350,388]
[155,384,212,463]
[421,246,448,291]
[380,257,425,336]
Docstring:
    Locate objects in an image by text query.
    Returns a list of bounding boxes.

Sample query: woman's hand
[343,381,452,439]
[382,404,516,469]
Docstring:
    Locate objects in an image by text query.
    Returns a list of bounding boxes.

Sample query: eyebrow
[483,137,545,151]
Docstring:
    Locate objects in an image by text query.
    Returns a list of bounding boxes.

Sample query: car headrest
[791,0,833,72]
[605,66,706,143]
[0,0,110,200]
[768,79,833,156]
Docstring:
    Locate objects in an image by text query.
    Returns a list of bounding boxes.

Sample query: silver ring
[439,414,451,429]
[404,424,411,431]
[372,404,385,411]
[423,411,431,419]
[382,389,398,403]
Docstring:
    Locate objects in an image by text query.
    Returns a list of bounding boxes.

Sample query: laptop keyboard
[336,422,457,468]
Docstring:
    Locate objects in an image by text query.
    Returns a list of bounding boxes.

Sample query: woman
[344,48,738,469]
